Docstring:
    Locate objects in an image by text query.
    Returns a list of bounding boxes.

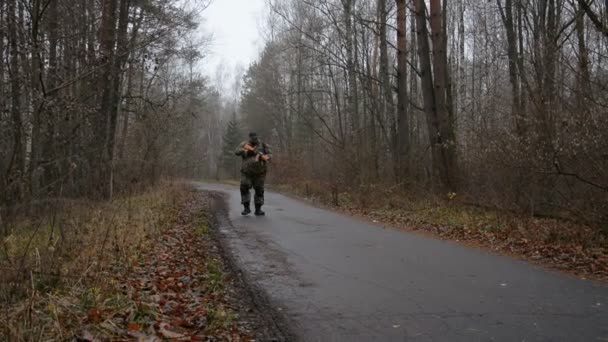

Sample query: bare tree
[0,0,217,210]
[395,0,410,180]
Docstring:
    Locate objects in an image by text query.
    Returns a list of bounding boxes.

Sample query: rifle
[244,144,270,161]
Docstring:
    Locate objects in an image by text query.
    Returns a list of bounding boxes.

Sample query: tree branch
[578,0,608,38]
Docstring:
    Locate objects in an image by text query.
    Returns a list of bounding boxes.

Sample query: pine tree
[222,117,242,179]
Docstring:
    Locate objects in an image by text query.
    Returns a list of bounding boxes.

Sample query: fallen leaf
[80,330,98,342]
[87,308,103,323]
[128,322,142,331]
[158,322,185,339]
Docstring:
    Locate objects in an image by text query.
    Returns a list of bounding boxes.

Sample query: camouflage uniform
[235,140,271,208]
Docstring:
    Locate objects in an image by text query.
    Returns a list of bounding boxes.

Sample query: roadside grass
[220,179,240,187]
[196,211,211,236]
[274,181,608,280]
[0,184,259,340]
[199,178,240,187]
[93,191,254,340]
[0,182,187,340]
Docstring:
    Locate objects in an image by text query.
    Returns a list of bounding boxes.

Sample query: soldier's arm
[235,142,246,156]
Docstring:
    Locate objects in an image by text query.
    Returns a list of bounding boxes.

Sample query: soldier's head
[248,132,259,145]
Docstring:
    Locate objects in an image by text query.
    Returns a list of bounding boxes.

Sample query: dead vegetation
[0,182,186,339]
[1,184,267,341]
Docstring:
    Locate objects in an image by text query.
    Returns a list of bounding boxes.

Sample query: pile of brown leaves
[79,192,262,341]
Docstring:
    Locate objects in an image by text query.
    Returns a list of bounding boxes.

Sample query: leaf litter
[79,191,267,341]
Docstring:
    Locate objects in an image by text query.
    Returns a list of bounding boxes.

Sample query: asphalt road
[199,183,608,342]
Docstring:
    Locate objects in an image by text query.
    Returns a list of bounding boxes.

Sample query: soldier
[235,132,272,216]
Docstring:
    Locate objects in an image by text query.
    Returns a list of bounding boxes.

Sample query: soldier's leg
[240,173,253,215]
[253,174,266,215]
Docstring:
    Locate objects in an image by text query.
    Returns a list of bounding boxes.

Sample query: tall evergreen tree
[222,117,242,179]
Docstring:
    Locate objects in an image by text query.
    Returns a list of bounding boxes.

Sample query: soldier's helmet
[249,132,259,144]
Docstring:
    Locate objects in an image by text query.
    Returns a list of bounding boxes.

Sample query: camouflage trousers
[240,172,266,206]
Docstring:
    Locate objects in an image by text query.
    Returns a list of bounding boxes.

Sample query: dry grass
[0,182,189,341]
[218,179,240,187]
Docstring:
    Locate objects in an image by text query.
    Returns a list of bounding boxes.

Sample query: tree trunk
[516,0,528,115]
[378,0,395,175]
[118,61,133,161]
[369,6,380,179]
[0,2,6,119]
[105,0,131,199]
[344,0,359,140]
[443,0,455,122]
[28,0,43,198]
[457,0,466,118]
[498,0,525,138]
[414,0,440,186]
[8,0,25,197]
[575,0,591,108]
[44,0,59,191]
[542,0,557,133]
[396,0,410,181]
[415,0,457,192]
[96,0,119,199]
[430,0,457,191]
[409,10,419,156]
[118,7,144,161]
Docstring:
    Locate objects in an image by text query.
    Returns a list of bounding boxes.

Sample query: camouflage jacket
[235,141,272,175]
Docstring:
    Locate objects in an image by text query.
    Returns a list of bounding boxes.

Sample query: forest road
[198,183,608,342]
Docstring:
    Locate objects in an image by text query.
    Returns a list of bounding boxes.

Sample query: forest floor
[272,181,608,282]
[0,184,279,341]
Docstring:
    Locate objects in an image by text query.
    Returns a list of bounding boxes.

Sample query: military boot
[241,203,251,216]
[254,204,265,216]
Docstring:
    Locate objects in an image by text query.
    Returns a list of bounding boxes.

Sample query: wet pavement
[199,183,608,342]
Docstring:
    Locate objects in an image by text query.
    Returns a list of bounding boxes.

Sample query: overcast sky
[201,0,266,79]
